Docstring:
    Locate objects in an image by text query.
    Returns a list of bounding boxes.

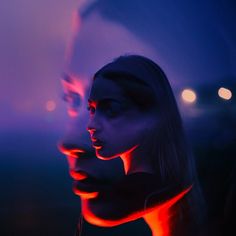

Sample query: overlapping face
[57,8,181,227]
[58,74,188,228]
[58,74,124,200]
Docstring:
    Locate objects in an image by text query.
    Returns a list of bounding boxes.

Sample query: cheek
[107,121,148,148]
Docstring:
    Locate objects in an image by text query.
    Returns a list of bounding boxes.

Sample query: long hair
[94,54,205,234]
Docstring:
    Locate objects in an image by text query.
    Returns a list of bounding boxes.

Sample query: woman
[84,55,205,236]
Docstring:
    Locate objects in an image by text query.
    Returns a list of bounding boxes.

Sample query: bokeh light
[218,87,232,100]
[46,100,56,111]
[181,89,197,103]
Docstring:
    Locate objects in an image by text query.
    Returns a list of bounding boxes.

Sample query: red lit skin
[142,187,192,236]
[81,186,191,229]
[58,76,192,236]
[60,10,192,235]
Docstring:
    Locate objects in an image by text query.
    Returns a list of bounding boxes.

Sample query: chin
[81,199,142,227]
[96,150,119,160]
[96,144,139,160]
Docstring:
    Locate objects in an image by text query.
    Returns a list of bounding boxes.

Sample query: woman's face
[83,76,189,227]
[87,76,157,160]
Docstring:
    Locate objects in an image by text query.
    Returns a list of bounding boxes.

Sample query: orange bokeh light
[46,100,56,111]
[218,87,232,100]
[181,89,197,103]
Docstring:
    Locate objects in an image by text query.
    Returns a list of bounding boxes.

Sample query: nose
[57,140,96,174]
[87,115,102,134]
[58,110,93,157]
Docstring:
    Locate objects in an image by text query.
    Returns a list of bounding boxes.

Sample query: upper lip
[91,137,98,142]
[91,136,103,144]
[58,143,94,158]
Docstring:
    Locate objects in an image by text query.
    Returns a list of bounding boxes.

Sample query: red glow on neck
[143,186,192,236]
[82,186,192,230]
[68,108,79,117]
[120,145,139,174]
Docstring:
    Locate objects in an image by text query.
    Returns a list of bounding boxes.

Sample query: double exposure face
[58,74,124,200]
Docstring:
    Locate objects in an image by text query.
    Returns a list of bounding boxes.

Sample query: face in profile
[82,74,184,227]
[87,77,156,161]
[82,56,196,230]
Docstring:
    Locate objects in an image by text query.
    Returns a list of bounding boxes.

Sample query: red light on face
[73,187,99,199]
[61,74,88,100]
[58,144,85,158]
[70,170,88,180]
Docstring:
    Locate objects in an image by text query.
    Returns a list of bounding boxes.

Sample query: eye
[100,100,122,118]
[87,105,96,115]
[63,91,81,108]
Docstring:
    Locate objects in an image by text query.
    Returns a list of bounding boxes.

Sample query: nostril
[87,129,96,138]
[87,127,95,133]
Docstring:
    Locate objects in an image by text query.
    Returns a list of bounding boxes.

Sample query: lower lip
[93,145,102,150]
[92,141,103,149]
[70,170,88,180]
[73,179,100,199]
[73,187,99,199]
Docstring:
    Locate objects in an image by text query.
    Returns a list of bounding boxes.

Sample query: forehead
[61,73,90,98]
[89,77,124,102]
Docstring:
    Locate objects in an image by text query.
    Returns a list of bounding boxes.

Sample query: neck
[143,207,171,236]
[143,186,192,236]
[120,145,155,175]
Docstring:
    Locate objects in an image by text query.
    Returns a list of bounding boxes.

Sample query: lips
[72,173,111,199]
[58,143,86,158]
[91,137,103,149]
[69,170,88,180]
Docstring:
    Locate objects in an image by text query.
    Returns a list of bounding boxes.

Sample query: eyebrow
[61,72,73,83]
[61,73,85,97]
[61,74,75,90]
[88,98,122,104]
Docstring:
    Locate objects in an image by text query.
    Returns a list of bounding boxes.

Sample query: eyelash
[87,102,122,118]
